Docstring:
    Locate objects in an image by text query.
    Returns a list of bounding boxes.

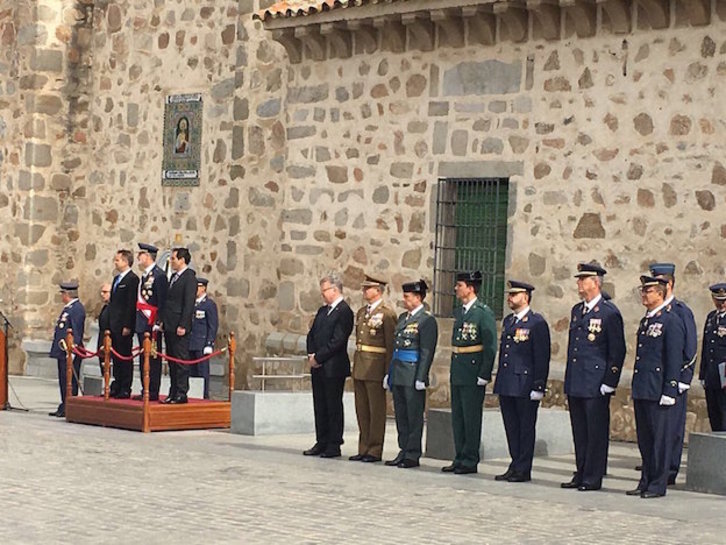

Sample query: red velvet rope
[69,342,225,365]
[158,349,225,365]
[71,346,100,359]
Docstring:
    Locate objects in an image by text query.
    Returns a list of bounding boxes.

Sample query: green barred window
[433,177,509,319]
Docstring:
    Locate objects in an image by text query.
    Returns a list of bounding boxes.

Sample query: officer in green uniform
[383,279,438,468]
[441,271,497,475]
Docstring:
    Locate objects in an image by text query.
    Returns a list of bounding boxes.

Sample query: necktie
[170,273,178,287]
[582,304,588,316]
[326,305,333,316]
[112,275,121,293]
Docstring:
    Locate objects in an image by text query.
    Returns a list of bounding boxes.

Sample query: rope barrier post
[103,330,112,401]
[65,329,74,405]
[228,332,236,402]
[142,332,151,433]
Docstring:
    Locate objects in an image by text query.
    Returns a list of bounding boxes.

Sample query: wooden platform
[65,395,231,432]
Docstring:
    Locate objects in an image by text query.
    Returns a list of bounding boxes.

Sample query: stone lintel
[271,28,302,64]
[637,0,669,29]
[294,25,327,61]
[347,19,378,54]
[438,160,524,178]
[401,12,435,52]
[462,6,496,45]
[527,0,561,40]
[561,0,597,37]
[597,0,631,34]
[431,9,465,48]
[320,22,352,59]
[493,2,529,43]
[680,0,710,26]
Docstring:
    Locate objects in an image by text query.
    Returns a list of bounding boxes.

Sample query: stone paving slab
[0,377,723,544]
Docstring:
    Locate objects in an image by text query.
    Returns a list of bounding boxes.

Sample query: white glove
[529,390,544,401]
[700,379,706,388]
[599,384,615,396]
[203,346,213,355]
[414,380,426,391]
[476,377,488,387]
[659,395,676,406]
[152,324,162,332]
[677,382,690,394]
[383,375,389,390]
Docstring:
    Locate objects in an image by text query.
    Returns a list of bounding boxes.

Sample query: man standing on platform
[97,282,111,376]
[189,277,218,400]
[493,281,551,482]
[562,262,626,491]
[699,283,726,431]
[49,281,85,417]
[648,263,697,485]
[627,275,684,499]
[108,249,140,399]
[384,280,438,469]
[134,243,168,401]
[158,247,196,404]
[350,274,396,463]
[441,271,497,475]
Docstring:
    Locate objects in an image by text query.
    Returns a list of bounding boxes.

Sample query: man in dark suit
[109,249,140,398]
[384,280,438,469]
[97,282,111,377]
[699,283,726,431]
[189,277,219,399]
[133,242,168,401]
[49,281,85,417]
[158,247,196,404]
[493,280,551,482]
[627,275,684,499]
[304,272,355,458]
[562,262,626,491]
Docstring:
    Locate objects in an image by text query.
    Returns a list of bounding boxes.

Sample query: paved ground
[1,376,724,544]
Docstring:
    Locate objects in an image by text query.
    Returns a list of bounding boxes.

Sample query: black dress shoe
[349,454,365,461]
[160,395,175,405]
[397,459,420,468]
[641,491,664,499]
[441,463,458,473]
[667,476,676,486]
[561,478,581,489]
[626,488,644,496]
[303,445,325,456]
[495,469,514,481]
[507,472,531,483]
[577,483,601,491]
[361,455,381,463]
[56,411,65,418]
[132,394,143,401]
[48,410,62,417]
[168,395,188,404]
[116,391,131,399]
[454,465,477,475]
[320,450,341,458]
[385,457,404,466]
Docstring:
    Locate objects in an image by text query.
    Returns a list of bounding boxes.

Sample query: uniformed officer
[350,274,396,463]
[627,275,684,499]
[493,280,551,482]
[648,263,697,485]
[699,283,726,431]
[562,262,626,491]
[383,280,438,468]
[48,281,86,418]
[189,277,219,399]
[134,243,168,401]
[441,271,497,475]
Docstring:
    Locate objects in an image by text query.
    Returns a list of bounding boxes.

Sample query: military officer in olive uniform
[699,283,726,431]
[562,262,626,491]
[350,274,397,463]
[627,275,684,499]
[648,263,697,485]
[134,243,168,401]
[383,280,438,468]
[493,281,551,482]
[49,281,86,417]
[441,271,497,475]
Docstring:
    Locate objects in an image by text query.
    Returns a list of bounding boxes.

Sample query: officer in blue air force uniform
[493,281,551,483]
[49,281,86,418]
[189,277,219,399]
[699,283,726,431]
[383,280,438,469]
[627,275,685,499]
[562,262,626,492]
[647,263,697,485]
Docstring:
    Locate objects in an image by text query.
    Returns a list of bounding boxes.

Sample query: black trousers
[56,356,81,410]
[451,384,485,467]
[136,332,163,397]
[705,388,726,431]
[311,372,346,449]
[392,385,426,462]
[635,399,673,496]
[500,395,540,476]
[111,330,134,394]
[567,395,610,487]
[164,331,190,397]
[189,350,210,399]
[668,390,688,481]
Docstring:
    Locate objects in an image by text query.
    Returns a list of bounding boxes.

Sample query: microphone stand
[0,310,28,412]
